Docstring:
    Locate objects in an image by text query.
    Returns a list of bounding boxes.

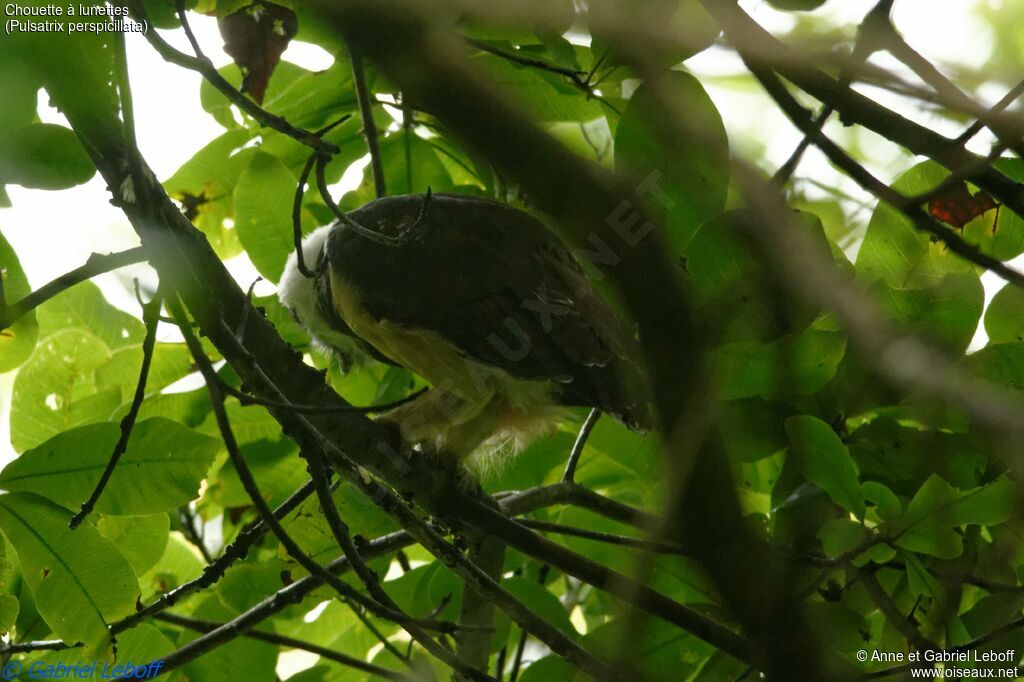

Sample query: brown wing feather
[322,193,651,428]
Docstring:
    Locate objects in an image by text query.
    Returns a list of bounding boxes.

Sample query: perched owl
[279,193,649,458]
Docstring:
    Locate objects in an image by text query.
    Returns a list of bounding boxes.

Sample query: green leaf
[180,597,277,682]
[9,328,115,452]
[95,343,195,395]
[218,562,288,613]
[504,577,577,637]
[0,418,219,515]
[856,160,1009,287]
[0,123,95,190]
[0,492,139,660]
[895,475,1016,558]
[234,151,298,282]
[96,514,170,577]
[818,518,867,559]
[469,52,605,122]
[959,342,1024,392]
[874,272,984,354]
[786,415,865,519]
[591,0,719,68]
[0,57,40,132]
[615,70,729,255]
[0,595,18,636]
[712,329,847,400]
[281,483,397,566]
[141,532,204,600]
[849,418,987,495]
[163,128,256,260]
[985,282,1024,344]
[863,482,902,523]
[33,622,178,679]
[687,210,831,341]
[0,230,39,372]
[379,132,454,196]
[36,280,144,349]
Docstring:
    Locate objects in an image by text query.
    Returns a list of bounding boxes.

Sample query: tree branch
[156,612,405,680]
[562,408,599,483]
[0,247,146,331]
[350,48,387,198]
[169,298,475,678]
[124,0,338,157]
[69,285,161,529]
[699,0,1024,221]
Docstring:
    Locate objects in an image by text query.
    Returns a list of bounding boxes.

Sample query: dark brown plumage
[279,193,649,457]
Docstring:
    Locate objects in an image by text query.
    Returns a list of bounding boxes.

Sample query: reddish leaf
[927,181,998,229]
[218,2,298,104]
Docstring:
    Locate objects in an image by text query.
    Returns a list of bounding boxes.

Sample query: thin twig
[772,0,892,186]
[464,37,619,114]
[110,478,316,635]
[955,77,1024,145]
[156,612,405,680]
[210,318,621,679]
[350,48,387,198]
[562,408,600,483]
[0,247,146,331]
[748,63,1024,289]
[860,570,935,652]
[292,153,321,279]
[178,505,214,564]
[220,380,427,414]
[521,519,685,554]
[169,300,477,672]
[303,444,470,668]
[314,154,416,247]
[126,0,338,156]
[70,285,162,529]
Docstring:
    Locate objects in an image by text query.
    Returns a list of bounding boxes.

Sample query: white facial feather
[278,224,364,357]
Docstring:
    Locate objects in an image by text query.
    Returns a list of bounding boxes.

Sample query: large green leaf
[856,160,1016,286]
[469,52,605,123]
[711,329,847,400]
[96,514,170,578]
[985,282,1024,344]
[280,482,397,566]
[615,70,728,256]
[233,151,299,283]
[0,230,38,372]
[33,622,179,679]
[0,123,95,190]
[874,272,984,354]
[9,328,115,452]
[163,128,255,260]
[686,210,831,341]
[0,418,218,515]
[35,280,144,349]
[958,341,1024,391]
[0,493,139,660]
[504,577,577,637]
[590,0,719,68]
[894,475,1016,558]
[786,415,865,519]
[179,597,277,682]
[0,56,39,132]
[849,418,988,496]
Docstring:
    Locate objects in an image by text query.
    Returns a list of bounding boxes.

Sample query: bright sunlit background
[0,0,1010,518]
